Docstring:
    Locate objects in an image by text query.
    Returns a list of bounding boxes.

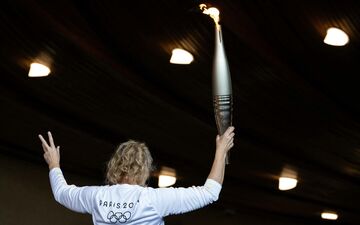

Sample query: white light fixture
[158,166,176,187]
[170,48,194,64]
[158,175,176,188]
[279,166,298,191]
[324,27,349,46]
[321,212,338,220]
[278,177,298,191]
[28,63,51,77]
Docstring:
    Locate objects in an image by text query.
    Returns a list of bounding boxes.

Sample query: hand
[216,126,235,156]
[39,131,60,170]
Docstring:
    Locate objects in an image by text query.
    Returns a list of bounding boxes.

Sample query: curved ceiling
[1,0,359,224]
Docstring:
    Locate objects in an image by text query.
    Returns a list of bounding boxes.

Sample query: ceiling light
[28,63,51,77]
[278,177,298,191]
[170,48,194,64]
[321,212,338,220]
[158,166,176,187]
[158,175,176,188]
[324,27,349,46]
[279,166,298,191]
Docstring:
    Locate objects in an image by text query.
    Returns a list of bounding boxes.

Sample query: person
[38,126,235,225]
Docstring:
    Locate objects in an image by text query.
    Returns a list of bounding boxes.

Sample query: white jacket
[49,168,222,225]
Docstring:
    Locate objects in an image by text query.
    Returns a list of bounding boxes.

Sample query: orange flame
[199,4,220,28]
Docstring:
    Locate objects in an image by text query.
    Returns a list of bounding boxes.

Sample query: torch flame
[199,4,220,28]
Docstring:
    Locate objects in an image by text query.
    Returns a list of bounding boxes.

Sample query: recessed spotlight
[278,177,298,191]
[324,27,349,46]
[279,167,298,191]
[28,63,51,77]
[158,166,176,187]
[321,212,338,220]
[170,48,194,64]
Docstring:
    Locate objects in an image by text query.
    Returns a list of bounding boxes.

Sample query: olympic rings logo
[107,211,132,223]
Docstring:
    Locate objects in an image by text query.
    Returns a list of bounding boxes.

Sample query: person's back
[40,127,234,225]
[50,169,221,225]
[93,184,146,225]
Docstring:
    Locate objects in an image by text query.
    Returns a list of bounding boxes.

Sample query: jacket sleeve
[146,179,222,217]
[49,168,98,214]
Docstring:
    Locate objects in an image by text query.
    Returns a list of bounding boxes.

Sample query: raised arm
[208,126,235,184]
[39,132,97,214]
[147,127,235,217]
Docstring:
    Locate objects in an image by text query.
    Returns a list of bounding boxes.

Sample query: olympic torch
[200,4,233,164]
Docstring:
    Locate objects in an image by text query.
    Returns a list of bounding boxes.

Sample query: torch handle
[213,95,233,164]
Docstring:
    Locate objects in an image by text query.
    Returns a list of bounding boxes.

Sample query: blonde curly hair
[106,140,153,186]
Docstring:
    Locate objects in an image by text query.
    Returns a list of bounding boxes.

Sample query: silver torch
[200,4,233,164]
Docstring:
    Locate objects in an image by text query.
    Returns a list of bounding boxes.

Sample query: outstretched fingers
[48,131,56,149]
[57,146,60,160]
[38,134,50,151]
[39,131,61,169]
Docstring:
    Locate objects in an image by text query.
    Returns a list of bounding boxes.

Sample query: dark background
[0,0,359,224]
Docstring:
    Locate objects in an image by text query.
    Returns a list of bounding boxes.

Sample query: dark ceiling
[1,0,360,224]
